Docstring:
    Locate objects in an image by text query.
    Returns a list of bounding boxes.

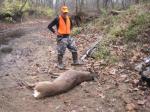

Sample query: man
[48,6,82,70]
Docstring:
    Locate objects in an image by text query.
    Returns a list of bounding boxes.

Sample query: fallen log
[24,69,97,99]
[109,10,126,16]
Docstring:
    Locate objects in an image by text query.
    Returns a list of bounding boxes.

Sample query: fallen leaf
[137,100,146,105]
[126,103,136,111]
[109,68,117,75]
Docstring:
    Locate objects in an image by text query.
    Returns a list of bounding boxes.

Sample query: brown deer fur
[28,69,96,99]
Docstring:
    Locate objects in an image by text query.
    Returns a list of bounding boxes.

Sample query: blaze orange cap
[61,6,69,13]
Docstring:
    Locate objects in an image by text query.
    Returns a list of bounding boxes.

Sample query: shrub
[91,3,150,63]
[93,44,110,60]
[123,13,150,42]
[32,6,54,18]
[0,0,54,22]
[71,27,82,36]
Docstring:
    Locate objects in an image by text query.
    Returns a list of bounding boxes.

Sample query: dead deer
[24,69,97,99]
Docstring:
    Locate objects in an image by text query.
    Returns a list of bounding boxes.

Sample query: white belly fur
[33,90,41,98]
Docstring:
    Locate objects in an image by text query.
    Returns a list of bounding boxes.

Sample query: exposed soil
[0,20,150,112]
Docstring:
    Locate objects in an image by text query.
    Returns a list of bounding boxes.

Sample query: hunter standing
[48,6,82,69]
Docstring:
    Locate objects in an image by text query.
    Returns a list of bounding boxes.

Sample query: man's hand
[54,31,63,36]
[54,31,59,36]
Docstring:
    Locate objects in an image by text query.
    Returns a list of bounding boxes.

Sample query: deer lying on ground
[25,69,97,99]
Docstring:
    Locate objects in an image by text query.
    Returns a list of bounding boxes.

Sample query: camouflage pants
[56,36,77,55]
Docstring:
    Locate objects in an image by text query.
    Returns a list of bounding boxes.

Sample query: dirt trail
[0,20,107,112]
[0,20,149,112]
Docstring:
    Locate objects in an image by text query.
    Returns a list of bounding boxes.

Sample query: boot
[57,54,65,70]
[71,52,84,66]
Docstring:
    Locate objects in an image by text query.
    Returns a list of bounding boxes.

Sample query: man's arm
[47,17,58,33]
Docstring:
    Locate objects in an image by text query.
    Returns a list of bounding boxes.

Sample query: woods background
[0,0,149,23]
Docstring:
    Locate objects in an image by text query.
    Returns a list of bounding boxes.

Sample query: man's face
[62,12,68,18]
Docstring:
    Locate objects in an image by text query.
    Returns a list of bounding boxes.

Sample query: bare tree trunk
[135,0,140,4]
[55,0,59,15]
[75,0,78,14]
[110,0,114,9]
[12,0,28,22]
[79,0,84,12]
[122,0,127,9]
[63,0,66,5]
[20,0,28,12]
[0,0,4,4]
[96,0,101,13]
[103,0,109,9]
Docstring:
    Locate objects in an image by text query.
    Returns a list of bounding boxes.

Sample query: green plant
[71,27,82,36]
[93,44,110,60]
[33,6,54,17]
[123,13,150,42]
[0,0,54,22]
[100,8,108,17]
[90,2,150,64]
[1,0,29,14]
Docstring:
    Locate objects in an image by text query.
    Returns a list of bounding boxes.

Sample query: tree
[13,0,28,22]
[96,0,101,13]
[103,0,109,9]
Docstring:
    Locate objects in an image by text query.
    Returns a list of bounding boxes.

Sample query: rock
[135,63,144,72]
[143,70,150,78]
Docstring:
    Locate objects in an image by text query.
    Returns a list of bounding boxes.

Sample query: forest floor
[0,16,150,112]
